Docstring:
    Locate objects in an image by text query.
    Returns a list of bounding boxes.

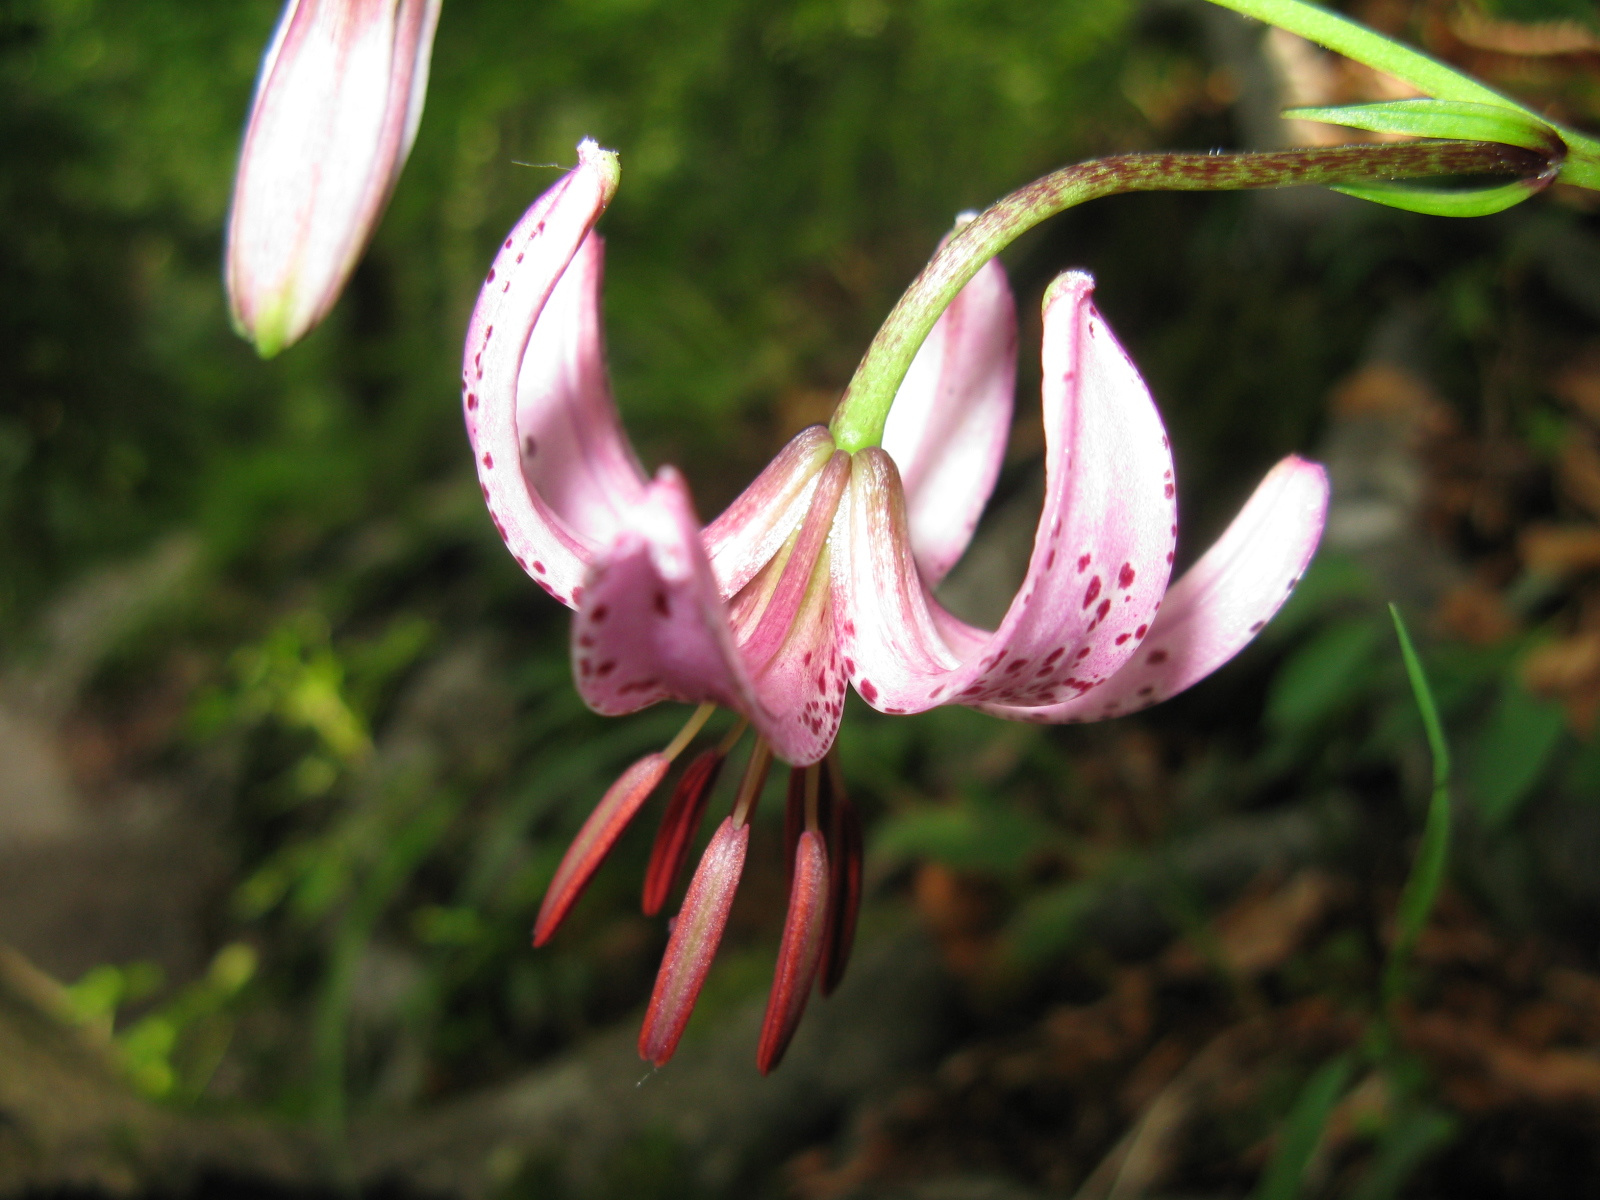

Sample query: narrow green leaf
[1284,99,1556,151]
[1253,1055,1355,1200]
[1384,605,1452,1008]
[1205,0,1521,108]
[1346,1106,1458,1200]
[1329,178,1540,217]
[1471,680,1566,828]
[1204,0,1600,190]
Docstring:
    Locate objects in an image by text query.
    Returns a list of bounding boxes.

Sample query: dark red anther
[818,776,862,997]
[639,816,749,1066]
[757,830,830,1074]
[533,752,668,946]
[642,748,725,917]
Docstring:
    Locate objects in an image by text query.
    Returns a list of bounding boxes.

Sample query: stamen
[663,702,717,762]
[818,751,862,996]
[730,739,773,828]
[783,763,821,892]
[533,752,669,946]
[642,747,725,917]
[757,829,830,1074]
[638,816,749,1066]
[534,704,716,946]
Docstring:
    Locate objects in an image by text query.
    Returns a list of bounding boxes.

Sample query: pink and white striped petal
[463,140,619,609]
[980,455,1329,723]
[834,271,1176,715]
[702,426,835,599]
[882,255,1017,587]
[227,0,442,355]
[571,469,843,766]
[516,232,649,549]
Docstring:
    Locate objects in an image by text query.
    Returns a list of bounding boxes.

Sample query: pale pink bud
[226,0,441,356]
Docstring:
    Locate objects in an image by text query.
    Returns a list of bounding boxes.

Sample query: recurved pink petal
[757,830,830,1074]
[227,0,441,356]
[571,469,843,766]
[639,816,749,1066]
[834,271,1176,716]
[882,255,1017,586]
[533,751,668,946]
[463,140,620,609]
[703,426,836,600]
[981,455,1329,723]
[516,232,649,549]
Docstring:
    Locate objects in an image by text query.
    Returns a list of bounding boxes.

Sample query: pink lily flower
[226,0,442,357]
[462,140,1328,1072]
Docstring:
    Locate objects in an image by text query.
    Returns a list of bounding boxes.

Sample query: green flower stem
[828,140,1549,452]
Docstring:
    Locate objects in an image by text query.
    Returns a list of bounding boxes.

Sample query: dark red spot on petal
[466,392,478,410]
[1249,620,1265,632]
[486,268,496,283]
[532,561,546,574]
[596,661,616,677]
[592,604,609,621]
[1118,562,1135,589]
[1164,483,1175,499]
[654,592,671,618]
[1082,576,1102,609]
[1115,633,1130,645]
[524,435,538,457]
[1077,554,1091,572]
[482,452,493,469]
[859,679,878,703]
[1148,650,1168,664]
[1135,624,1148,638]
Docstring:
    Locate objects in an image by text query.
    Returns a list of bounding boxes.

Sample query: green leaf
[1346,1105,1458,1200]
[1253,1055,1355,1200]
[1204,0,1600,191]
[1284,99,1557,150]
[1470,679,1567,828]
[1384,605,1452,1008]
[1003,878,1103,964]
[1329,178,1540,217]
[1205,0,1521,108]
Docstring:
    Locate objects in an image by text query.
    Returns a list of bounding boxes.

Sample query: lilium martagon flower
[462,139,1329,1073]
[226,0,442,358]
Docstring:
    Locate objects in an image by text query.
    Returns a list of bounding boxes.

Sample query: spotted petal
[834,270,1176,715]
[516,231,649,549]
[462,140,622,610]
[980,455,1329,723]
[882,256,1017,586]
[572,468,846,766]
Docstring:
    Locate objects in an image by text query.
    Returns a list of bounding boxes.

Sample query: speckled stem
[828,140,1551,452]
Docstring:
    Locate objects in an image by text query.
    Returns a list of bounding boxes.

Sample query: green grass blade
[1383,604,1452,1009]
[1253,1054,1355,1200]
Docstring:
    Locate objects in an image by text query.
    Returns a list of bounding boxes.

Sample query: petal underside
[462,141,621,609]
[516,232,649,550]
[572,468,845,766]
[882,256,1017,587]
[980,454,1329,723]
[834,270,1177,716]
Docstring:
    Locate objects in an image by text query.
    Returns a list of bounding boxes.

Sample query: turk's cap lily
[226,0,441,357]
[463,142,1327,1068]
